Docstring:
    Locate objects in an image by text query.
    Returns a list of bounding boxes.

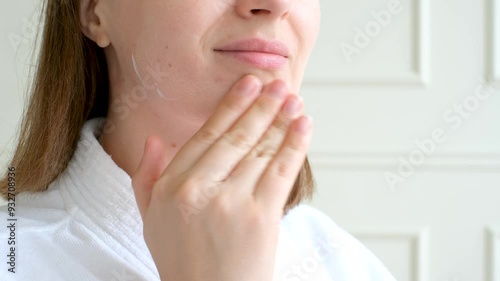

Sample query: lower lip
[215,51,287,70]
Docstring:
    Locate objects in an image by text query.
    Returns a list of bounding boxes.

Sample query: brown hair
[0,0,315,214]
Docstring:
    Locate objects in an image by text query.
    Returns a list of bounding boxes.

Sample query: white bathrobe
[0,118,397,281]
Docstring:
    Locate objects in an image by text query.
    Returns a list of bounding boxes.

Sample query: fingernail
[266,81,287,99]
[283,96,302,117]
[236,76,260,96]
[295,116,313,133]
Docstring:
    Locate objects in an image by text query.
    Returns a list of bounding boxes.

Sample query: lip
[214,38,289,69]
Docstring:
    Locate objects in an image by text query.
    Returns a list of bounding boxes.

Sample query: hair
[0,0,316,214]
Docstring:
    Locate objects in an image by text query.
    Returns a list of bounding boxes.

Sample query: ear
[79,0,110,48]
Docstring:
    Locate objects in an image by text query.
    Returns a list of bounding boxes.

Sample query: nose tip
[237,0,291,20]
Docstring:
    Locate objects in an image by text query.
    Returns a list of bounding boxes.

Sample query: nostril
[250,9,270,15]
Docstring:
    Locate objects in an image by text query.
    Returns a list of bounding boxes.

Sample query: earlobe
[79,0,111,48]
[95,34,111,48]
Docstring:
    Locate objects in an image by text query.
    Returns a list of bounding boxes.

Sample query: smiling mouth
[214,38,290,70]
[214,50,288,70]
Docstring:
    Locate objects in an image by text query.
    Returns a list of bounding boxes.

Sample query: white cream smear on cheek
[130,28,180,101]
[131,53,178,101]
[131,50,238,123]
[131,53,220,105]
[131,28,236,113]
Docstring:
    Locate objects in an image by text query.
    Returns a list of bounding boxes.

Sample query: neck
[98,100,205,176]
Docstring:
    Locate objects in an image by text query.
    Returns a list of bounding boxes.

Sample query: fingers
[188,80,290,185]
[131,136,169,220]
[166,75,262,176]
[247,95,303,159]
[227,95,304,196]
[254,115,313,214]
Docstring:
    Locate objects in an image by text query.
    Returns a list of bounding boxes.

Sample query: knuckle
[254,100,277,119]
[268,122,288,142]
[208,193,239,227]
[247,121,287,159]
[285,136,308,153]
[194,127,220,145]
[212,192,233,215]
[273,115,290,132]
[222,128,256,151]
[250,144,276,159]
[273,146,306,178]
[275,160,294,178]
[222,98,248,113]
[257,148,276,159]
[174,178,202,205]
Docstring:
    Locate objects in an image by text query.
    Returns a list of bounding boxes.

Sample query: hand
[131,75,313,281]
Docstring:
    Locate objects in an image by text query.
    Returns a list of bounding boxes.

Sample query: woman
[0,0,397,280]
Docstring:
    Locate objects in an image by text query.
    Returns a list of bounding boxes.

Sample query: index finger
[164,75,262,176]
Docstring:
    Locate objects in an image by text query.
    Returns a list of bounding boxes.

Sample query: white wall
[302,0,500,280]
[0,0,41,167]
[1,0,500,280]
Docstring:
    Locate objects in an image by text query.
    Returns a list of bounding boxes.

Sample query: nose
[235,0,291,20]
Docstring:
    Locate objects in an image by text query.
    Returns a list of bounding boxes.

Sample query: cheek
[287,2,320,91]
[134,8,215,74]
[126,27,223,118]
[127,19,206,84]
[294,0,321,41]
[292,3,321,70]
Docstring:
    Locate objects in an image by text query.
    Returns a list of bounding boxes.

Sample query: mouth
[214,38,289,70]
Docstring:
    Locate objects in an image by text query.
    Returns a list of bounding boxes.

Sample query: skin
[80,0,320,279]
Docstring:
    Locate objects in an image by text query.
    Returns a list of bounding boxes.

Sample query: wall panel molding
[304,0,430,87]
[487,226,500,281]
[487,0,500,84]
[347,227,429,281]
[308,151,500,171]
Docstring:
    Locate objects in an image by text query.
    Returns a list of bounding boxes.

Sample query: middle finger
[188,80,290,185]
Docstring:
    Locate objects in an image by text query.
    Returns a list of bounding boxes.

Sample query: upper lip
[214,38,290,58]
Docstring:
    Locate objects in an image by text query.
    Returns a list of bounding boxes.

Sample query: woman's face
[100,0,321,122]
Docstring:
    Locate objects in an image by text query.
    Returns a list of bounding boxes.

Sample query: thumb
[132,136,169,220]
